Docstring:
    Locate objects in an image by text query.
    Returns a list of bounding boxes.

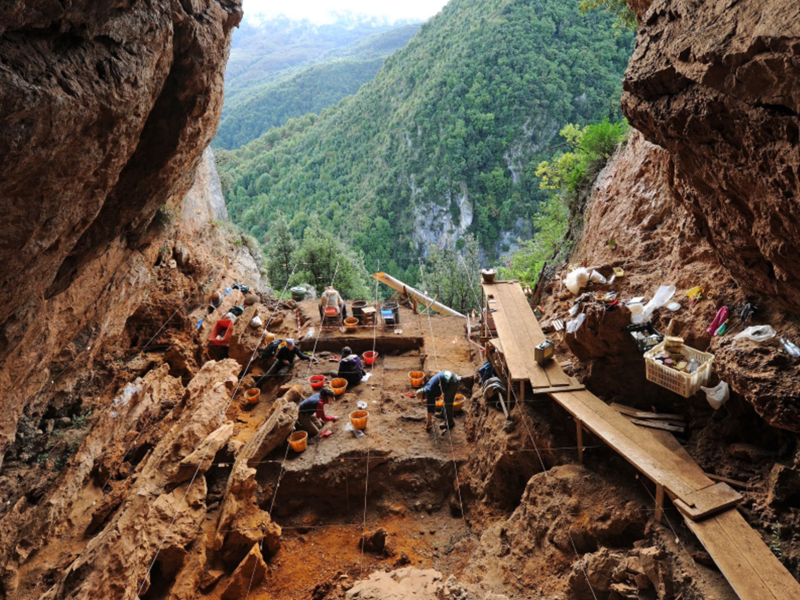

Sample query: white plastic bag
[632,285,676,324]
[564,268,590,295]
[250,316,263,328]
[566,313,586,335]
[734,325,776,343]
[701,381,730,410]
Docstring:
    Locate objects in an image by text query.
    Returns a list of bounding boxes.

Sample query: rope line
[423,293,466,520]
[359,258,381,576]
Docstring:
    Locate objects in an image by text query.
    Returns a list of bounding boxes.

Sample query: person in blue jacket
[416,370,462,432]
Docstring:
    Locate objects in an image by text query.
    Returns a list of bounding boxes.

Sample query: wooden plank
[655,483,664,524]
[502,282,571,388]
[482,282,571,388]
[648,430,800,600]
[530,382,586,395]
[551,391,706,501]
[674,483,742,520]
[627,417,685,433]
[705,473,749,489]
[681,509,800,600]
[483,288,532,383]
[611,402,685,422]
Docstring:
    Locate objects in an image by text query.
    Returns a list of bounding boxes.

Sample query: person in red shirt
[296,387,337,437]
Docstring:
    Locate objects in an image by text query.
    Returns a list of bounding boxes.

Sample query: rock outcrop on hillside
[622,0,800,311]
[0,0,242,465]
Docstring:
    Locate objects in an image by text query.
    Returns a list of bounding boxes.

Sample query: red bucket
[308,375,326,391]
[363,351,378,366]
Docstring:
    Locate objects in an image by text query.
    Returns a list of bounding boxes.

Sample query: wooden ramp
[482,280,800,600]
[482,281,573,393]
[649,430,800,600]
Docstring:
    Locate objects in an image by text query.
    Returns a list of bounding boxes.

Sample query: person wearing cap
[416,370,462,432]
[319,286,347,322]
[262,338,315,379]
[337,346,366,387]
[297,387,337,437]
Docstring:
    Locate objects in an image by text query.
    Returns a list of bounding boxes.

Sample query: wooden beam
[655,483,664,524]
[611,402,685,422]
[627,417,685,433]
[674,483,742,520]
[576,419,584,463]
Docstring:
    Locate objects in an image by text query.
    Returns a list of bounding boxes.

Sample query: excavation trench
[259,452,464,522]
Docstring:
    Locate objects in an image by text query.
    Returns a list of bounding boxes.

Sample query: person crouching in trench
[416,370,461,432]
[296,387,337,439]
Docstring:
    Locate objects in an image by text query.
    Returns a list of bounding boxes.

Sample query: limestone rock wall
[622,0,800,311]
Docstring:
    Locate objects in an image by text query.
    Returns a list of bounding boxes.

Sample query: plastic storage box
[644,341,713,397]
[627,322,664,353]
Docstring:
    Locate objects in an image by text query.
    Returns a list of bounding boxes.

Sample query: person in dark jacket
[337,346,366,387]
[297,387,337,437]
[415,370,462,432]
[256,339,316,385]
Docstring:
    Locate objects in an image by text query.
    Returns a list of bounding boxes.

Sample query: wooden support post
[576,419,584,463]
[519,380,525,404]
[655,483,664,524]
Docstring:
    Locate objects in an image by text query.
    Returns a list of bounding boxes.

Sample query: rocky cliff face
[622,0,800,311]
[0,0,242,465]
[536,0,800,429]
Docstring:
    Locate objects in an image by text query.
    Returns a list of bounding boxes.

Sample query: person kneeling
[297,387,337,438]
[337,346,366,387]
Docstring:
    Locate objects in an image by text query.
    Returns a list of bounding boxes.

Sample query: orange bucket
[245,388,260,405]
[350,410,369,430]
[435,394,465,412]
[363,351,378,365]
[344,317,359,333]
[288,431,308,452]
[408,371,425,387]
[331,378,348,396]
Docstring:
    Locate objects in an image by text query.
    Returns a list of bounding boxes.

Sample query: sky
[242,0,448,24]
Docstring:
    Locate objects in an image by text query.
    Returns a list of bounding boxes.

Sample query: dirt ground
[202,302,483,599]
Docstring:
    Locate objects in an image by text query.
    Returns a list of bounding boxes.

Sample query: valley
[0,0,799,599]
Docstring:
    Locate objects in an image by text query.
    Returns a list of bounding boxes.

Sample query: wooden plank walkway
[482,280,800,600]
[648,430,800,600]
[482,281,570,388]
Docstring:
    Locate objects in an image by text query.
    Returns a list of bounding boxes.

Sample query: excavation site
[1,1,799,599]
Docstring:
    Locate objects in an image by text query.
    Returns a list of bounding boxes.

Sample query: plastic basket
[435,394,466,412]
[644,341,714,398]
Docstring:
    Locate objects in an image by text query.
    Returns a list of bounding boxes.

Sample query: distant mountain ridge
[214,21,420,149]
[217,0,634,282]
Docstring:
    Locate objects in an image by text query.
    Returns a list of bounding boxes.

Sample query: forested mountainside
[216,0,634,283]
[215,24,420,149]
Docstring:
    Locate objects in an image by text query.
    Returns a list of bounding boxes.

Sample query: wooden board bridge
[480,280,800,600]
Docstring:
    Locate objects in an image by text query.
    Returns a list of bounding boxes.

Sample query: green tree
[420,234,482,315]
[502,119,628,286]
[264,212,297,291]
[578,0,637,30]
[217,0,635,273]
[291,219,371,299]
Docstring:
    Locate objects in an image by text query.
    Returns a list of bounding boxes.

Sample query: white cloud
[242,0,447,24]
